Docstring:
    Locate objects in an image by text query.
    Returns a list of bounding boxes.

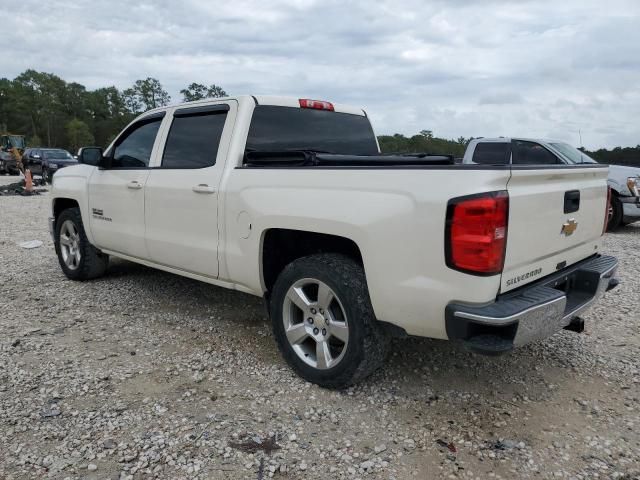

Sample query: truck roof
[144,95,367,117]
[474,137,567,144]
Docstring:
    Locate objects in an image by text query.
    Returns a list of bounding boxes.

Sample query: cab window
[472,142,510,165]
[112,119,162,168]
[512,140,560,165]
[161,110,227,168]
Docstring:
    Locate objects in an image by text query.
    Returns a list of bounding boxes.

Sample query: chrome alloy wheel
[59,219,81,270]
[282,278,350,370]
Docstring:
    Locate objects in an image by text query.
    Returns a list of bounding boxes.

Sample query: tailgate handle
[564,190,580,214]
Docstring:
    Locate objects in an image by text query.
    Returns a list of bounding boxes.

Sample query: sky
[2,0,639,149]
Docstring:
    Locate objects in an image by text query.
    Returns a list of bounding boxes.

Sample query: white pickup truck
[49,96,618,388]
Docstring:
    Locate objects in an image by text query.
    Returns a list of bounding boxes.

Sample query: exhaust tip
[606,278,620,292]
[564,316,585,333]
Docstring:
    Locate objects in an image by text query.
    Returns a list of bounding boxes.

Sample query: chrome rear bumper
[446,255,618,354]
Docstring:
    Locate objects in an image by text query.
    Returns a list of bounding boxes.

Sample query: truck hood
[608,164,640,176]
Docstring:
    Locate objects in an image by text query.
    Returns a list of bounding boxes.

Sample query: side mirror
[78,147,107,167]
[32,154,41,160]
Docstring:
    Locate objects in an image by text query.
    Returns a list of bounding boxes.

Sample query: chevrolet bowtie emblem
[561,219,578,236]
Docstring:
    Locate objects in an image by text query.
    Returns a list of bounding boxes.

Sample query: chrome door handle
[127,181,143,190]
[192,184,216,194]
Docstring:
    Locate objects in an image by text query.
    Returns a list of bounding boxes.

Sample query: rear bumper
[446,255,618,355]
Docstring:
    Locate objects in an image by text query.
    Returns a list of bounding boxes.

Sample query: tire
[54,207,109,280]
[270,253,390,388]
[42,168,50,184]
[607,196,623,231]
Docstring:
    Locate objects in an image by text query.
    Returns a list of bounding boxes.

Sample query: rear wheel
[270,254,389,388]
[607,195,623,231]
[55,207,109,280]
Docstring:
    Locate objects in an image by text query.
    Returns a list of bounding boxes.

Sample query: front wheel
[42,168,50,184]
[270,253,389,388]
[55,207,109,280]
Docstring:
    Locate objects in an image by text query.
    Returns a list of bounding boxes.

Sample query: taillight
[445,191,509,275]
[299,99,334,111]
[603,186,612,235]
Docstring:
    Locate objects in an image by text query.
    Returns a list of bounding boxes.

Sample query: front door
[144,102,235,278]
[88,114,165,260]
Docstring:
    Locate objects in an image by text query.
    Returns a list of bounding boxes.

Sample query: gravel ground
[0,175,638,480]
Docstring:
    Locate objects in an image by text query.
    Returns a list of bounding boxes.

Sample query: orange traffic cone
[25,170,33,193]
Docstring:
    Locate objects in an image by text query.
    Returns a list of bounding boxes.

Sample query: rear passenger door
[144,101,236,278]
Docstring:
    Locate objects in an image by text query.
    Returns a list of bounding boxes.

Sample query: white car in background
[462,138,640,230]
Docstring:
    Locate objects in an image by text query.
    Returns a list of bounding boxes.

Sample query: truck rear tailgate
[501,166,609,293]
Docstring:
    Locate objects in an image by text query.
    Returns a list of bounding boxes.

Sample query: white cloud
[1,0,639,148]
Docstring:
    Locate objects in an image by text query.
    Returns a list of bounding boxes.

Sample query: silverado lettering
[506,268,543,287]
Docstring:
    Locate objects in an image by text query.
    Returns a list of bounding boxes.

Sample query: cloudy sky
[3,0,639,148]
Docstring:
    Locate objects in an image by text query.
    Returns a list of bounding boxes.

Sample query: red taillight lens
[446,191,509,275]
[299,99,334,111]
[603,186,612,235]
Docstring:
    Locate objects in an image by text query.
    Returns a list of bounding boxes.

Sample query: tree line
[0,70,637,166]
[0,70,226,153]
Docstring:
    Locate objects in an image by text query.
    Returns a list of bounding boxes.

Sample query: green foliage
[66,119,95,153]
[582,146,640,167]
[122,77,171,113]
[378,132,471,157]
[0,71,228,152]
[180,83,228,102]
[28,134,42,147]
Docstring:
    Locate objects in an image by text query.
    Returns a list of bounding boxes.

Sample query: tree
[12,70,67,146]
[123,78,171,113]
[180,82,227,102]
[66,118,94,153]
[86,87,132,147]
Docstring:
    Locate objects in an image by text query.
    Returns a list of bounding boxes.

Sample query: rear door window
[246,105,379,155]
[512,140,560,165]
[472,142,510,165]
[161,110,227,169]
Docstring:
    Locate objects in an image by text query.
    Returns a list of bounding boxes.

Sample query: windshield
[8,136,25,149]
[549,142,598,164]
[246,106,379,155]
[43,150,74,160]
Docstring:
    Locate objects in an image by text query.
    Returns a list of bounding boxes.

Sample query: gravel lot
[1,175,638,480]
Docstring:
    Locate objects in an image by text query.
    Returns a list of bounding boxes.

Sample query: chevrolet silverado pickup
[462,137,640,230]
[49,96,618,388]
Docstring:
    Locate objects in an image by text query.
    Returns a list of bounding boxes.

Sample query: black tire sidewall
[55,208,88,280]
[608,196,623,231]
[270,255,374,387]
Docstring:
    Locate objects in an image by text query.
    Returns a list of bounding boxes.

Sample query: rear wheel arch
[260,228,364,295]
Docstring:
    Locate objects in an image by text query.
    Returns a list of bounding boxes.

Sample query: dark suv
[23,148,77,183]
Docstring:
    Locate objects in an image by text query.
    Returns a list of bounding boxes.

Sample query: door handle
[127,181,143,190]
[192,184,216,194]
